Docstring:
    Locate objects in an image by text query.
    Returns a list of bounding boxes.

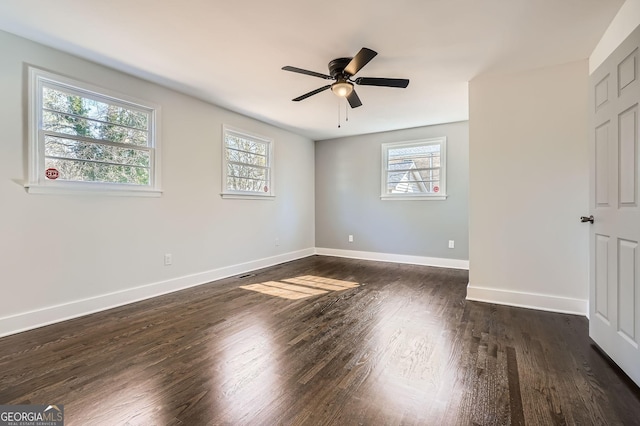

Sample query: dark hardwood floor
[1,256,639,425]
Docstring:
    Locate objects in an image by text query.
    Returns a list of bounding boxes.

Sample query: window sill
[380,194,448,201]
[221,193,275,200]
[25,183,162,197]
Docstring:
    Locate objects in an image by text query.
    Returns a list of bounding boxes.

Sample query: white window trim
[25,67,162,197]
[381,137,447,201]
[221,124,275,200]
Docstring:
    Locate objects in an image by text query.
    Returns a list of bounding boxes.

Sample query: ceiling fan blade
[346,90,362,108]
[355,77,410,88]
[344,48,378,76]
[292,85,332,101]
[282,66,332,80]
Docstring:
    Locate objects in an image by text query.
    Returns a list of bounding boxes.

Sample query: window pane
[388,144,441,170]
[45,158,150,185]
[386,181,440,194]
[388,156,440,170]
[387,181,425,193]
[226,147,267,167]
[43,87,148,130]
[226,134,267,156]
[388,144,440,159]
[387,169,439,183]
[386,169,440,194]
[227,163,267,180]
[226,176,267,192]
[43,110,149,146]
[227,163,268,192]
[45,135,150,167]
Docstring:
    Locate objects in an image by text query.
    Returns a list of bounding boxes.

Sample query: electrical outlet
[348,235,354,243]
[164,253,172,266]
[275,237,280,246]
[448,240,455,249]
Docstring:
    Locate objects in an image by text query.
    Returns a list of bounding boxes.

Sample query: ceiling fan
[282,47,409,108]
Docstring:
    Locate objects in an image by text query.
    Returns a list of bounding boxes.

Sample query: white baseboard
[315,247,469,270]
[466,283,588,316]
[0,248,315,338]
[7,249,588,338]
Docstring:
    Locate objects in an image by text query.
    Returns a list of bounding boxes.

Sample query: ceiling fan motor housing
[329,57,353,78]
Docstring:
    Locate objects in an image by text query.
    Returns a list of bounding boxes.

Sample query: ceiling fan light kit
[282,47,409,109]
[331,80,353,97]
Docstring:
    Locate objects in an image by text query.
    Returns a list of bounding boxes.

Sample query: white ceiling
[0,0,624,141]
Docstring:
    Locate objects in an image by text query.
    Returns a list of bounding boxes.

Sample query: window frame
[26,67,162,197]
[221,125,274,200]
[381,137,447,201]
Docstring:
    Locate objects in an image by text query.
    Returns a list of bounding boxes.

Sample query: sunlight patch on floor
[240,275,359,300]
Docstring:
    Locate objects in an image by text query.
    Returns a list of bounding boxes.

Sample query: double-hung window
[381,137,447,200]
[222,125,274,199]
[27,67,161,196]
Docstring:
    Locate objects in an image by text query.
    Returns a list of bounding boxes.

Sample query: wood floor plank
[506,346,525,426]
[0,256,639,425]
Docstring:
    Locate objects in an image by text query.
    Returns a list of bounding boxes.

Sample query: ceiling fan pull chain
[346,98,349,122]
[337,102,341,128]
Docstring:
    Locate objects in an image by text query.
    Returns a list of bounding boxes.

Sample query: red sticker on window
[264,186,269,192]
[45,168,60,180]
[433,186,439,193]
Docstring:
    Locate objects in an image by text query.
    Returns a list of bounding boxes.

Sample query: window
[381,137,447,200]
[222,125,274,199]
[27,67,161,196]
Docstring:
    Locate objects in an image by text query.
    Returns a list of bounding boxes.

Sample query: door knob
[580,215,594,224]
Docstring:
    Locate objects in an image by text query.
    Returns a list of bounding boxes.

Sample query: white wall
[0,30,315,336]
[315,122,469,268]
[468,60,589,315]
[590,0,640,73]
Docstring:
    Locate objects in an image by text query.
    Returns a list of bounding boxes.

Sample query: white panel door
[589,25,640,387]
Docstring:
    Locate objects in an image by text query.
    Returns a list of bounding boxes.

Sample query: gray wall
[315,121,469,260]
